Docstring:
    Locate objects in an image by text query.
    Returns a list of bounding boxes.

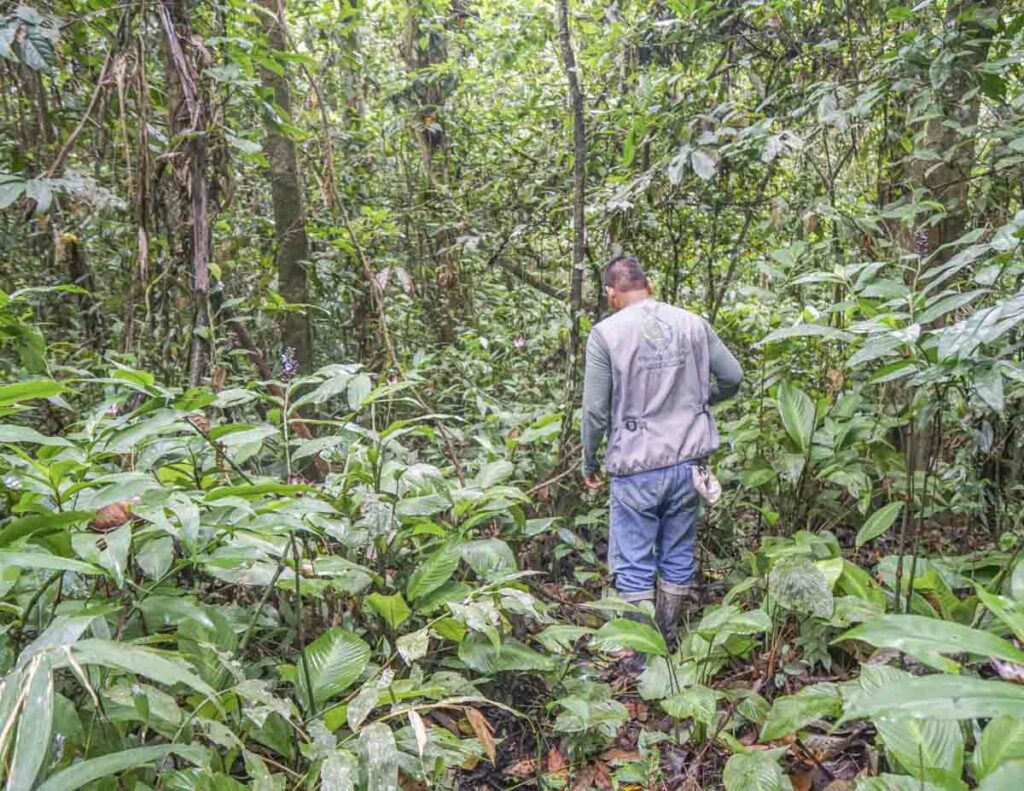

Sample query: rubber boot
[655,579,698,652]
[616,592,654,675]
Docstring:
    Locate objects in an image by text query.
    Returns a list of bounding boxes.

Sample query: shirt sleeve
[581,330,612,476]
[707,324,742,404]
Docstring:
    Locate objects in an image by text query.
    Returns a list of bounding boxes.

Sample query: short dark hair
[602,254,649,291]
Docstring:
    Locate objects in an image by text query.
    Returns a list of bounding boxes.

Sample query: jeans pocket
[611,469,659,513]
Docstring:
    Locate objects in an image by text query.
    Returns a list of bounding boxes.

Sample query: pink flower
[514,335,526,349]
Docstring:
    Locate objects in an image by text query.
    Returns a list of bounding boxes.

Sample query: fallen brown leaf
[601,748,642,763]
[464,706,497,765]
[548,744,569,781]
[504,758,537,778]
[572,760,612,791]
[789,771,813,791]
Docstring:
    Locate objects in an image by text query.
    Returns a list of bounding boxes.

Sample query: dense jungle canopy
[3,0,1024,788]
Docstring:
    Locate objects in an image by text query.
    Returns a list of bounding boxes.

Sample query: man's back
[590,298,716,475]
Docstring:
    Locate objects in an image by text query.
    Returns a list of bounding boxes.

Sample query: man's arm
[581,330,612,477]
[707,324,742,404]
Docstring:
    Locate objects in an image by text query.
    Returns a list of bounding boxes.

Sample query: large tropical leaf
[365,592,411,630]
[768,557,833,617]
[838,614,1024,672]
[407,543,462,601]
[35,744,206,791]
[458,635,555,673]
[590,619,668,656]
[854,502,903,548]
[856,777,949,791]
[300,628,370,706]
[68,639,218,701]
[974,718,1024,780]
[843,673,1024,721]
[722,747,792,791]
[661,685,720,726]
[760,682,842,741]
[7,656,53,791]
[776,380,815,452]
[853,665,964,783]
[360,722,399,791]
[976,587,1024,643]
[978,762,1024,791]
[0,379,64,407]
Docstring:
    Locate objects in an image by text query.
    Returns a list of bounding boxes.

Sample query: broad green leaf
[300,628,370,706]
[768,557,833,617]
[757,324,854,346]
[776,381,815,452]
[365,592,410,629]
[977,586,1024,643]
[135,536,174,581]
[0,379,64,407]
[978,761,1024,790]
[473,460,514,488]
[0,551,104,576]
[534,625,594,653]
[843,674,1024,720]
[347,672,393,732]
[69,639,218,701]
[407,543,461,601]
[838,615,1024,673]
[458,635,555,673]
[347,373,372,409]
[396,628,431,665]
[722,747,791,791]
[8,656,54,791]
[974,718,1024,780]
[661,685,720,726]
[460,539,516,579]
[857,777,949,791]
[0,424,70,446]
[760,683,842,741]
[204,482,312,501]
[855,502,904,548]
[359,722,398,791]
[36,744,206,791]
[395,494,450,518]
[590,619,667,657]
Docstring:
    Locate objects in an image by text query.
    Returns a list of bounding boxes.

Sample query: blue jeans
[609,460,699,599]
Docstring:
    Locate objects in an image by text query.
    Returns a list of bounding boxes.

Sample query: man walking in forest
[581,254,742,648]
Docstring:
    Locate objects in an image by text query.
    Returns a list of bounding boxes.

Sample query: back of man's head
[602,254,650,292]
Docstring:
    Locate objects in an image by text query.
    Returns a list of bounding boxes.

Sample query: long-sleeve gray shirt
[581,319,742,476]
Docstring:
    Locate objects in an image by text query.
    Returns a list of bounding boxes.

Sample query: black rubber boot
[655,579,698,651]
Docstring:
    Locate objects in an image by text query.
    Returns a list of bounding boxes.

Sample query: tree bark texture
[557,0,587,461]
[259,0,313,373]
[159,0,212,388]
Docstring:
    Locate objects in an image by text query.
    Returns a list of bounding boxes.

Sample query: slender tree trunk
[259,0,313,372]
[557,0,586,461]
[904,0,1000,470]
[158,0,212,387]
[402,2,459,343]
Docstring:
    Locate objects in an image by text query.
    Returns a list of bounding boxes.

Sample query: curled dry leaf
[504,758,537,778]
[547,744,569,781]
[464,706,497,765]
[90,499,140,532]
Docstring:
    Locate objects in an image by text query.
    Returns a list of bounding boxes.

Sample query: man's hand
[583,473,605,491]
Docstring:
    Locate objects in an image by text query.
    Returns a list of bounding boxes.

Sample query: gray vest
[594,299,718,476]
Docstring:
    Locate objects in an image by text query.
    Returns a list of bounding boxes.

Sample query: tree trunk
[402,2,459,343]
[557,0,587,461]
[259,0,313,373]
[158,0,212,388]
[905,0,1000,470]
